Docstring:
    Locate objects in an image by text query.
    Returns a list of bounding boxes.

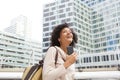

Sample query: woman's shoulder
[46,46,57,54]
[48,46,56,50]
[45,46,58,58]
[48,46,61,50]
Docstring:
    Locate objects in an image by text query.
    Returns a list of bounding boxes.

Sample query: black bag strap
[54,47,58,65]
[54,46,65,65]
[24,64,39,80]
[38,46,59,67]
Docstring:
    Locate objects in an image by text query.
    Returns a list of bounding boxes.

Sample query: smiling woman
[42,23,78,80]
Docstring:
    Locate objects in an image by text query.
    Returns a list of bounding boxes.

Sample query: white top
[42,46,75,80]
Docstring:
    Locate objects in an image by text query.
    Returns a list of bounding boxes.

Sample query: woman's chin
[67,40,73,44]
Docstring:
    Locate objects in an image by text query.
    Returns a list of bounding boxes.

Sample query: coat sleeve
[42,47,67,80]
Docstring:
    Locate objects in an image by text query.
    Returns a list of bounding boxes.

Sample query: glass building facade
[0,31,42,68]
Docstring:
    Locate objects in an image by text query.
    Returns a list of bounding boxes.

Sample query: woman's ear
[58,38,60,42]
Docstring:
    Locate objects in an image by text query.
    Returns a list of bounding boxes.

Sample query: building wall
[91,0,120,53]
[0,31,42,68]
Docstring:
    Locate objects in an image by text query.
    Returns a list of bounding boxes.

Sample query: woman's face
[58,27,73,46]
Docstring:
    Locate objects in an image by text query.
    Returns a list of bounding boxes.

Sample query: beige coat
[42,46,75,80]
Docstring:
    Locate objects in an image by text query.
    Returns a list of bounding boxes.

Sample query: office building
[0,31,42,68]
[4,15,32,39]
[80,0,105,7]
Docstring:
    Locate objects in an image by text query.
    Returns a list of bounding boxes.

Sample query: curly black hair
[50,23,78,47]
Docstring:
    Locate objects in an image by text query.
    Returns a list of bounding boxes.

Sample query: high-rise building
[43,0,120,71]
[80,0,105,7]
[4,15,31,39]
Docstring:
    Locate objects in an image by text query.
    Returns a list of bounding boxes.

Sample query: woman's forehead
[62,27,71,31]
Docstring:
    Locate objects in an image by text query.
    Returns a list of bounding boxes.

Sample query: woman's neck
[60,45,68,54]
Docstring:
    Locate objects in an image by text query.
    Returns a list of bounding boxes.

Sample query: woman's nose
[67,31,71,34]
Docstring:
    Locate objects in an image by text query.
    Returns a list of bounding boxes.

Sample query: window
[51,7,56,10]
[44,9,49,12]
[45,18,49,21]
[43,23,49,27]
[51,21,56,25]
[50,12,54,15]
[44,13,49,17]
[66,8,70,11]
[45,43,49,47]
[50,16,56,20]
[66,18,71,22]
[43,27,49,31]
[68,3,72,6]
[59,9,64,13]
[111,55,115,60]
[116,54,119,60]
[59,14,65,18]
[109,41,114,45]
[68,12,73,16]
[59,4,65,8]
[43,38,49,42]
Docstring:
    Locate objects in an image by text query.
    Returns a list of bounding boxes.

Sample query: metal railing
[0,71,120,80]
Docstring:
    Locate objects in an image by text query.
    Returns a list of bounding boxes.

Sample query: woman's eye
[63,31,67,33]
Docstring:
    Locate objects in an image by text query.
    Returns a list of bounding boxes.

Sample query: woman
[42,23,78,80]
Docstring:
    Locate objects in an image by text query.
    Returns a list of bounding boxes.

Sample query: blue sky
[0,0,54,42]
